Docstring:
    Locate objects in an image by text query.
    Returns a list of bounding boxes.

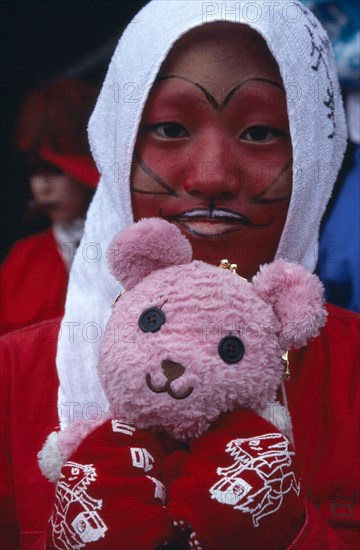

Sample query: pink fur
[252,260,327,348]
[107,217,193,289]
[97,220,326,442]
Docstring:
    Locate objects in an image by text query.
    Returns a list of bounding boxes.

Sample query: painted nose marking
[161,360,185,382]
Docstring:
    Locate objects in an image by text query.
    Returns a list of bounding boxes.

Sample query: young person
[1,2,359,548]
[0,78,99,335]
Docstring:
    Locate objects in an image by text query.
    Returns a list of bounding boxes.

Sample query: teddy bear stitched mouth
[145,360,194,400]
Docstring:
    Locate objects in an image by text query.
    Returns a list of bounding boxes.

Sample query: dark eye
[241,125,286,142]
[145,122,189,139]
[139,307,165,333]
[218,335,244,364]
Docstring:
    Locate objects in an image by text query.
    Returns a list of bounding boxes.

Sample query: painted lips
[164,208,259,238]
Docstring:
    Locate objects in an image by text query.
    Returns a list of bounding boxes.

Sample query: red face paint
[131,24,292,279]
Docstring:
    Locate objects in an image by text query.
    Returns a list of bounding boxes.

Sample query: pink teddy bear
[39,218,326,550]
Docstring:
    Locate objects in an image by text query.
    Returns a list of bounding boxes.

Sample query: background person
[0,78,99,335]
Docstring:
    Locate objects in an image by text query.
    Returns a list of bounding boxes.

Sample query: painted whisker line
[134,150,178,196]
[251,194,291,205]
[250,159,292,204]
[156,75,285,110]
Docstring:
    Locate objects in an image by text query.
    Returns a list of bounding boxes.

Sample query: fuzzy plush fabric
[40,217,325,465]
[43,218,326,548]
[108,218,192,290]
[252,260,327,349]
[56,0,347,430]
[38,432,62,483]
[97,219,326,441]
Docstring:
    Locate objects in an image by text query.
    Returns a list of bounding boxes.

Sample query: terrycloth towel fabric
[57,0,347,429]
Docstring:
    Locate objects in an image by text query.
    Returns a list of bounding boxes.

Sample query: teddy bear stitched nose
[161,360,185,381]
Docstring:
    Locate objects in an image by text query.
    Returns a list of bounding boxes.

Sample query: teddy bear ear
[107,218,193,289]
[252,259,327,349]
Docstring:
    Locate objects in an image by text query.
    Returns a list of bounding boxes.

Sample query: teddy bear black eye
[139,307,165,333]
[218,335,244,364]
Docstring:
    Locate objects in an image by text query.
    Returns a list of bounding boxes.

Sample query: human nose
[30,174,53,197]
[183,133,240,200]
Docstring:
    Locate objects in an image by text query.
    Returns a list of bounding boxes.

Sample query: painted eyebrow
[154,75,285,110]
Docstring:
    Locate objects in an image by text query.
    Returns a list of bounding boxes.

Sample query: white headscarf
[57,0,346,429]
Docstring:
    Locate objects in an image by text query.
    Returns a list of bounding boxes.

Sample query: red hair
[14,78,98,159]
[14,78,99,187]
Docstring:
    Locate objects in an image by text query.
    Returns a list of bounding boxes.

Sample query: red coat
[0,229,68,336]
[0,304,359,549]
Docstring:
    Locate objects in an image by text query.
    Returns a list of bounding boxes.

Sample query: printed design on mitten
[210,433,300,527]
[51,461,107,550]
[111,419,136,436]
[147,476,167,504]
[130,447,155,472]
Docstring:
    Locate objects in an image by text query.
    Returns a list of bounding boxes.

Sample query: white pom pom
[37,431,62,482]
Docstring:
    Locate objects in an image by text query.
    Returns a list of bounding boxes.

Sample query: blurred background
[0,0,147,261]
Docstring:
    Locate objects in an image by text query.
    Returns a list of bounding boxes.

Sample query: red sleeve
[0,231,68,335]
[0,338,20,547]
[0,320,60,549]
[289,305,360,549]
[288,500,346,549]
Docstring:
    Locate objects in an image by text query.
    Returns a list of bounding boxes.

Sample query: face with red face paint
[131,23,292,279]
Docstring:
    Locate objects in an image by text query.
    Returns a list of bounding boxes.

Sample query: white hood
[57,0,346,429]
